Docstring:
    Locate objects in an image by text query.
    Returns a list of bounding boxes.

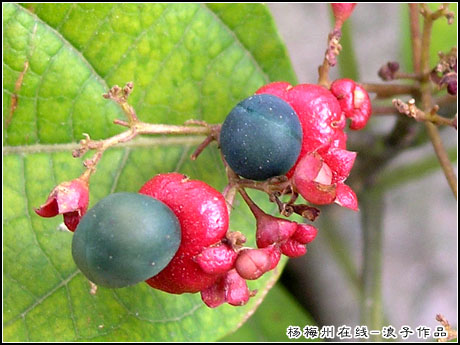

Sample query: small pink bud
[34,177,89,231]
[292,224,318,244]
[280,239,307,258]
[201,269,252,308]
[235,248,272,280]
[256,213,298,248]
[265,245,282,270]
[201,278,226,308]
[330,79,372,130]
[195,243,238,275]
[331,3,357,29]
[224,269,251,306]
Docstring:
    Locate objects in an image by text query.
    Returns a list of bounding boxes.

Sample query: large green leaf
[220,284,317,342]
[3,3,297,341]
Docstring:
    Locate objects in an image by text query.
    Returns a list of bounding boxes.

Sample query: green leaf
[3,3,297,341]
[220,283,317,342]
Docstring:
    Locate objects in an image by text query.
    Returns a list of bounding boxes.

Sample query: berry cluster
[34,76,371,308]
[256,79,371,210]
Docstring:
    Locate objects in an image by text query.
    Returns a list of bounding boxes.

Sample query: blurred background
[226,3,457,341]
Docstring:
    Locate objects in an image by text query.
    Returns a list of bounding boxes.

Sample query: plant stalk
[360,190,384,342]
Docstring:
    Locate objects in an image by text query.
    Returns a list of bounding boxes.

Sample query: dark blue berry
[220,94,302,180]
[72,192,181,288]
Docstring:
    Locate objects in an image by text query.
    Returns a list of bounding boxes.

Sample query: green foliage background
[3,3,317,342]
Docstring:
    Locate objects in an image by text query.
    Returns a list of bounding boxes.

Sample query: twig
[361,83,419,98]
[419,4,458,199]
[393,99,456,128]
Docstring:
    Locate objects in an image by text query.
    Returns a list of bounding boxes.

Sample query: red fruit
[331,3,357,29]
[330,78,372,130]
[139,173,230,294]
[256,82,347,177]
[35,177,89,231]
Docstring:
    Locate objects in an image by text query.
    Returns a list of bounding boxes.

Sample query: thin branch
[419,4,458,199]
[361,83,419,98]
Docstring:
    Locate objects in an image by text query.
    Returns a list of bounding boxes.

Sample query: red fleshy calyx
[256,212,298,249]
[292,224,318,244]
[196,242,238,275]
[330,78,372,130]
[280,238,307,258]
[293,149,358,210]
[140,173,230,294]
[201,269,251,308]
[34,177,89,231]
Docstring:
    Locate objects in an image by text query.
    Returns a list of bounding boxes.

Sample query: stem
[361,83,418,98]
[425,123,458,198]
[419,4,458,199]
[409,4,422,74]
[360,190,384,342]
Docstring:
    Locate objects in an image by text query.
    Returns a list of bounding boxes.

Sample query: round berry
[72,192,181,288]
[219,94,302,181]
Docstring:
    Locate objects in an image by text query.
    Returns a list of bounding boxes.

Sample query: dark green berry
[72,192,181,288]
[219,94,302,181]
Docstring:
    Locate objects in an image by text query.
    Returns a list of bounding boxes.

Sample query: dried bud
[34,177,89,231]
[331,3,357,29]
[195,243,238,275]
[439,72,457,96]
[330,78,372,130]
[378,61,400,81]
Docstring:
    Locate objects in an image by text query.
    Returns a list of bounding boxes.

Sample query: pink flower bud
[224,269,251,306]
[330,79,372,130]
[201,278,225,308]
[34,177,89,231]
[235,248,272,280]
[280,239,307,258]
[195,243,238,275]
[201,269,251,308]
[331,3,357,29]
[292,224,318,244]
[256,213,298,248]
